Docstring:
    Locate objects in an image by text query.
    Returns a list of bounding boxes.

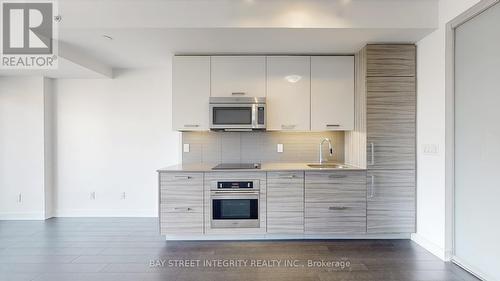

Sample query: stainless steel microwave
[209,97,266,131]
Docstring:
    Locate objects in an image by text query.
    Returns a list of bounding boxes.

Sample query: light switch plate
[277,143,284,153]
[423,144,439,154]
[183,144,190,153]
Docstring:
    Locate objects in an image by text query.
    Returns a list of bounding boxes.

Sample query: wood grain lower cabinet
[367,170,416,233]
[305,171,367,234]
[159,172,204,235]
[267,172,304,234]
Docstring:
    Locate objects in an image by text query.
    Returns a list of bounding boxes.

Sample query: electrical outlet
[183,143,190,153]
[277,144,284,153]
[423,144,439,155]
[121,192,126,200]
[90,192,96,200]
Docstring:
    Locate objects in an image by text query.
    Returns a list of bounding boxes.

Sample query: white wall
[0,77,52,219]
[53,67,179,217]
[413,0,481,260]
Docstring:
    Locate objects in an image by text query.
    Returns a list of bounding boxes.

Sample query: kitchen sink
[307,163,348,169]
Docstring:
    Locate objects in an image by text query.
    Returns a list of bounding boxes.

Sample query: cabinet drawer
[305,171,366,185]
[267,171,304,181]
[160,172,203,185]
[160,188,203,213]
[160,212,203,235]
[267,212,304,234]
[305,184,366,203]
[305,202,366,217]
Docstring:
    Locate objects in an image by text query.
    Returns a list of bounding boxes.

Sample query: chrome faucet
[319,138,334,164]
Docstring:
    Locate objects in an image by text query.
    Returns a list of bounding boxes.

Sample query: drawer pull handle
[174,207,192,212]
[328,175,347,179]
[174,176,192,180]
[231,92,245,96]
[329,206,347,210]
[326,124,340,128]
[184,124,199,128]
[280,175,297,179]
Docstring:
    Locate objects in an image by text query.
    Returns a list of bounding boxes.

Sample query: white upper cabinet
[172,56,210,131]
[311,56,355,131]
[211,56,266,97]
[267,56,311,131]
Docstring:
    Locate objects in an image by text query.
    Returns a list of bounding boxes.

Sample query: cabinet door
[211,56,266,97]
[267,172,304,234]
[366,77,416,170]
[367,170,415,233]
[311,56,355,131]
[305,171,367,234]
[159,172,204,235]
[267,56,311,131]
[366,45,416,77]
[172,56,210,131]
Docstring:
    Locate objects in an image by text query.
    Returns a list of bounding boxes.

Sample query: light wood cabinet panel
[267,172,304,234]
[172,56,210,131]
[311,56,355,131]
[267,56,311,131]
[211,56,266,97]
[160,212,204,235]
[305,171,367,234]
[366,45,416,77]
[366,77,416,170]
[159,172,203,235]
[367,170,415,233]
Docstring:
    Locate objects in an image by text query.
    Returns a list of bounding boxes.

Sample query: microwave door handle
[252,104,257,127]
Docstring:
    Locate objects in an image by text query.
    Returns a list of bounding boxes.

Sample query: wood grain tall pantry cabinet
[364,45,417,233]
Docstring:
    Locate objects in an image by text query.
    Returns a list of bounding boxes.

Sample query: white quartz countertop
[157,162,365,172]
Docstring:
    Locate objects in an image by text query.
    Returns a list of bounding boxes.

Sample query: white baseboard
[452,256,495,281]
[53,208,157,217]
[411,233,450,261]
[0,212,46,220]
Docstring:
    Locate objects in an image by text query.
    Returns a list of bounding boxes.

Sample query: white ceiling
[2,0,439,76]
[59,27,435,68]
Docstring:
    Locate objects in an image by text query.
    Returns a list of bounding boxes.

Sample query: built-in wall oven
[210,180,260,228]
[209,97,266,131]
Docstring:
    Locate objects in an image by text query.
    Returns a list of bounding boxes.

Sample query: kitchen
[159,48,416,239]
[1,0,499,281]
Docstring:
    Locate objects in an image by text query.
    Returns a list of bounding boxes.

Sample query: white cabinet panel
[172,56,210,131]
[211,56,266,97]
[267,56,311,131]
[311,56,354,131]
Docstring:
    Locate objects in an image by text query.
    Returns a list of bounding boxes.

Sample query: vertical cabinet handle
[369,142,375,165]
[368,175,375,198]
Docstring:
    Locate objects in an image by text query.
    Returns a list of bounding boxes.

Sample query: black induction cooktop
[212,163,261,170]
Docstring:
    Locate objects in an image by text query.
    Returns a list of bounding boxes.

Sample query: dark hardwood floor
[0,218,479,281]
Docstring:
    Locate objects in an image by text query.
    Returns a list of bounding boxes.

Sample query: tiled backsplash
[182,131,345,164]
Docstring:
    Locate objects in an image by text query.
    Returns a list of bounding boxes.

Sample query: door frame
[445,0,499,279]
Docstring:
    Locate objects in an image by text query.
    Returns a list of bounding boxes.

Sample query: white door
[172,56,210,131]
[454,2,500,280]
[311,56,354,131]
[211,56,266,97]
[266,56,311,131]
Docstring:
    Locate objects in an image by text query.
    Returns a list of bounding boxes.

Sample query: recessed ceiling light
[102,35,113,40]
